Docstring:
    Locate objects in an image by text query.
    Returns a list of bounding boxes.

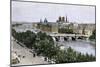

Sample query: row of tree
[12,28,95,64]
[55,47,95,63]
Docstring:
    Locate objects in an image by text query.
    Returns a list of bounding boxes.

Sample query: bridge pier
[68,37,71,41]
[64,37,68,41]
[59,36,64,42]
[71,37,76,41]
[52,37,56,42]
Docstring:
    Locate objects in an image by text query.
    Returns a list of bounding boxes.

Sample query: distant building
[62,16,65,22]
[44,18,48,23]
[37,22,58,33]
[35,16,95,37]
[76,24,95,36]
[32,23,38,28]
[66,16,68,22]
[57,16,68,23]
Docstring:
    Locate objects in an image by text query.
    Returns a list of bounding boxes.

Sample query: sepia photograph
[11,0,96,66]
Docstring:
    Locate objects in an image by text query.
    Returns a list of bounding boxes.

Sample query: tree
[12,28,16,37]
[89,29,96,40]
[55,50,68,63]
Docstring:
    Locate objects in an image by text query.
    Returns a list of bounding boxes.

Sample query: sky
[12,1,95,23]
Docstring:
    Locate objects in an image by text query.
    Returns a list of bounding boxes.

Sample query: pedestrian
[44,57,47,61]
[33,53,35,57]
[23,56,25,58]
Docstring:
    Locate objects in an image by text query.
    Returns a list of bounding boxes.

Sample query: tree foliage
[89,29,96,40]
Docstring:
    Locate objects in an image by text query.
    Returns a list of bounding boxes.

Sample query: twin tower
[56,16,68,23]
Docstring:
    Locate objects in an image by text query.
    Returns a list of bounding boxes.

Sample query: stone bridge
[47,33,89,42]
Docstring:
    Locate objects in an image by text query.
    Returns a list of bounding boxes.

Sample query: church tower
[66,16,68,22]
[44,18,48,23]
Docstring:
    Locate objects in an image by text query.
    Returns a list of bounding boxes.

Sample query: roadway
[11,37,48,66]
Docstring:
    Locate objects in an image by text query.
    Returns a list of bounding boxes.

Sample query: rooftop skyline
[12,1,95,23]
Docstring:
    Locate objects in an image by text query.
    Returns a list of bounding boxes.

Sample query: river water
[57,40,95,56]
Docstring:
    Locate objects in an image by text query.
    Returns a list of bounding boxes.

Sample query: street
[11,37,48,66]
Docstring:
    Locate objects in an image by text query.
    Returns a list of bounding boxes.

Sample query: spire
[66,15,67,22]
[44,18,48,23]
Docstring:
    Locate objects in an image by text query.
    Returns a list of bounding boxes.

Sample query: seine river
[57,40,95,56]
